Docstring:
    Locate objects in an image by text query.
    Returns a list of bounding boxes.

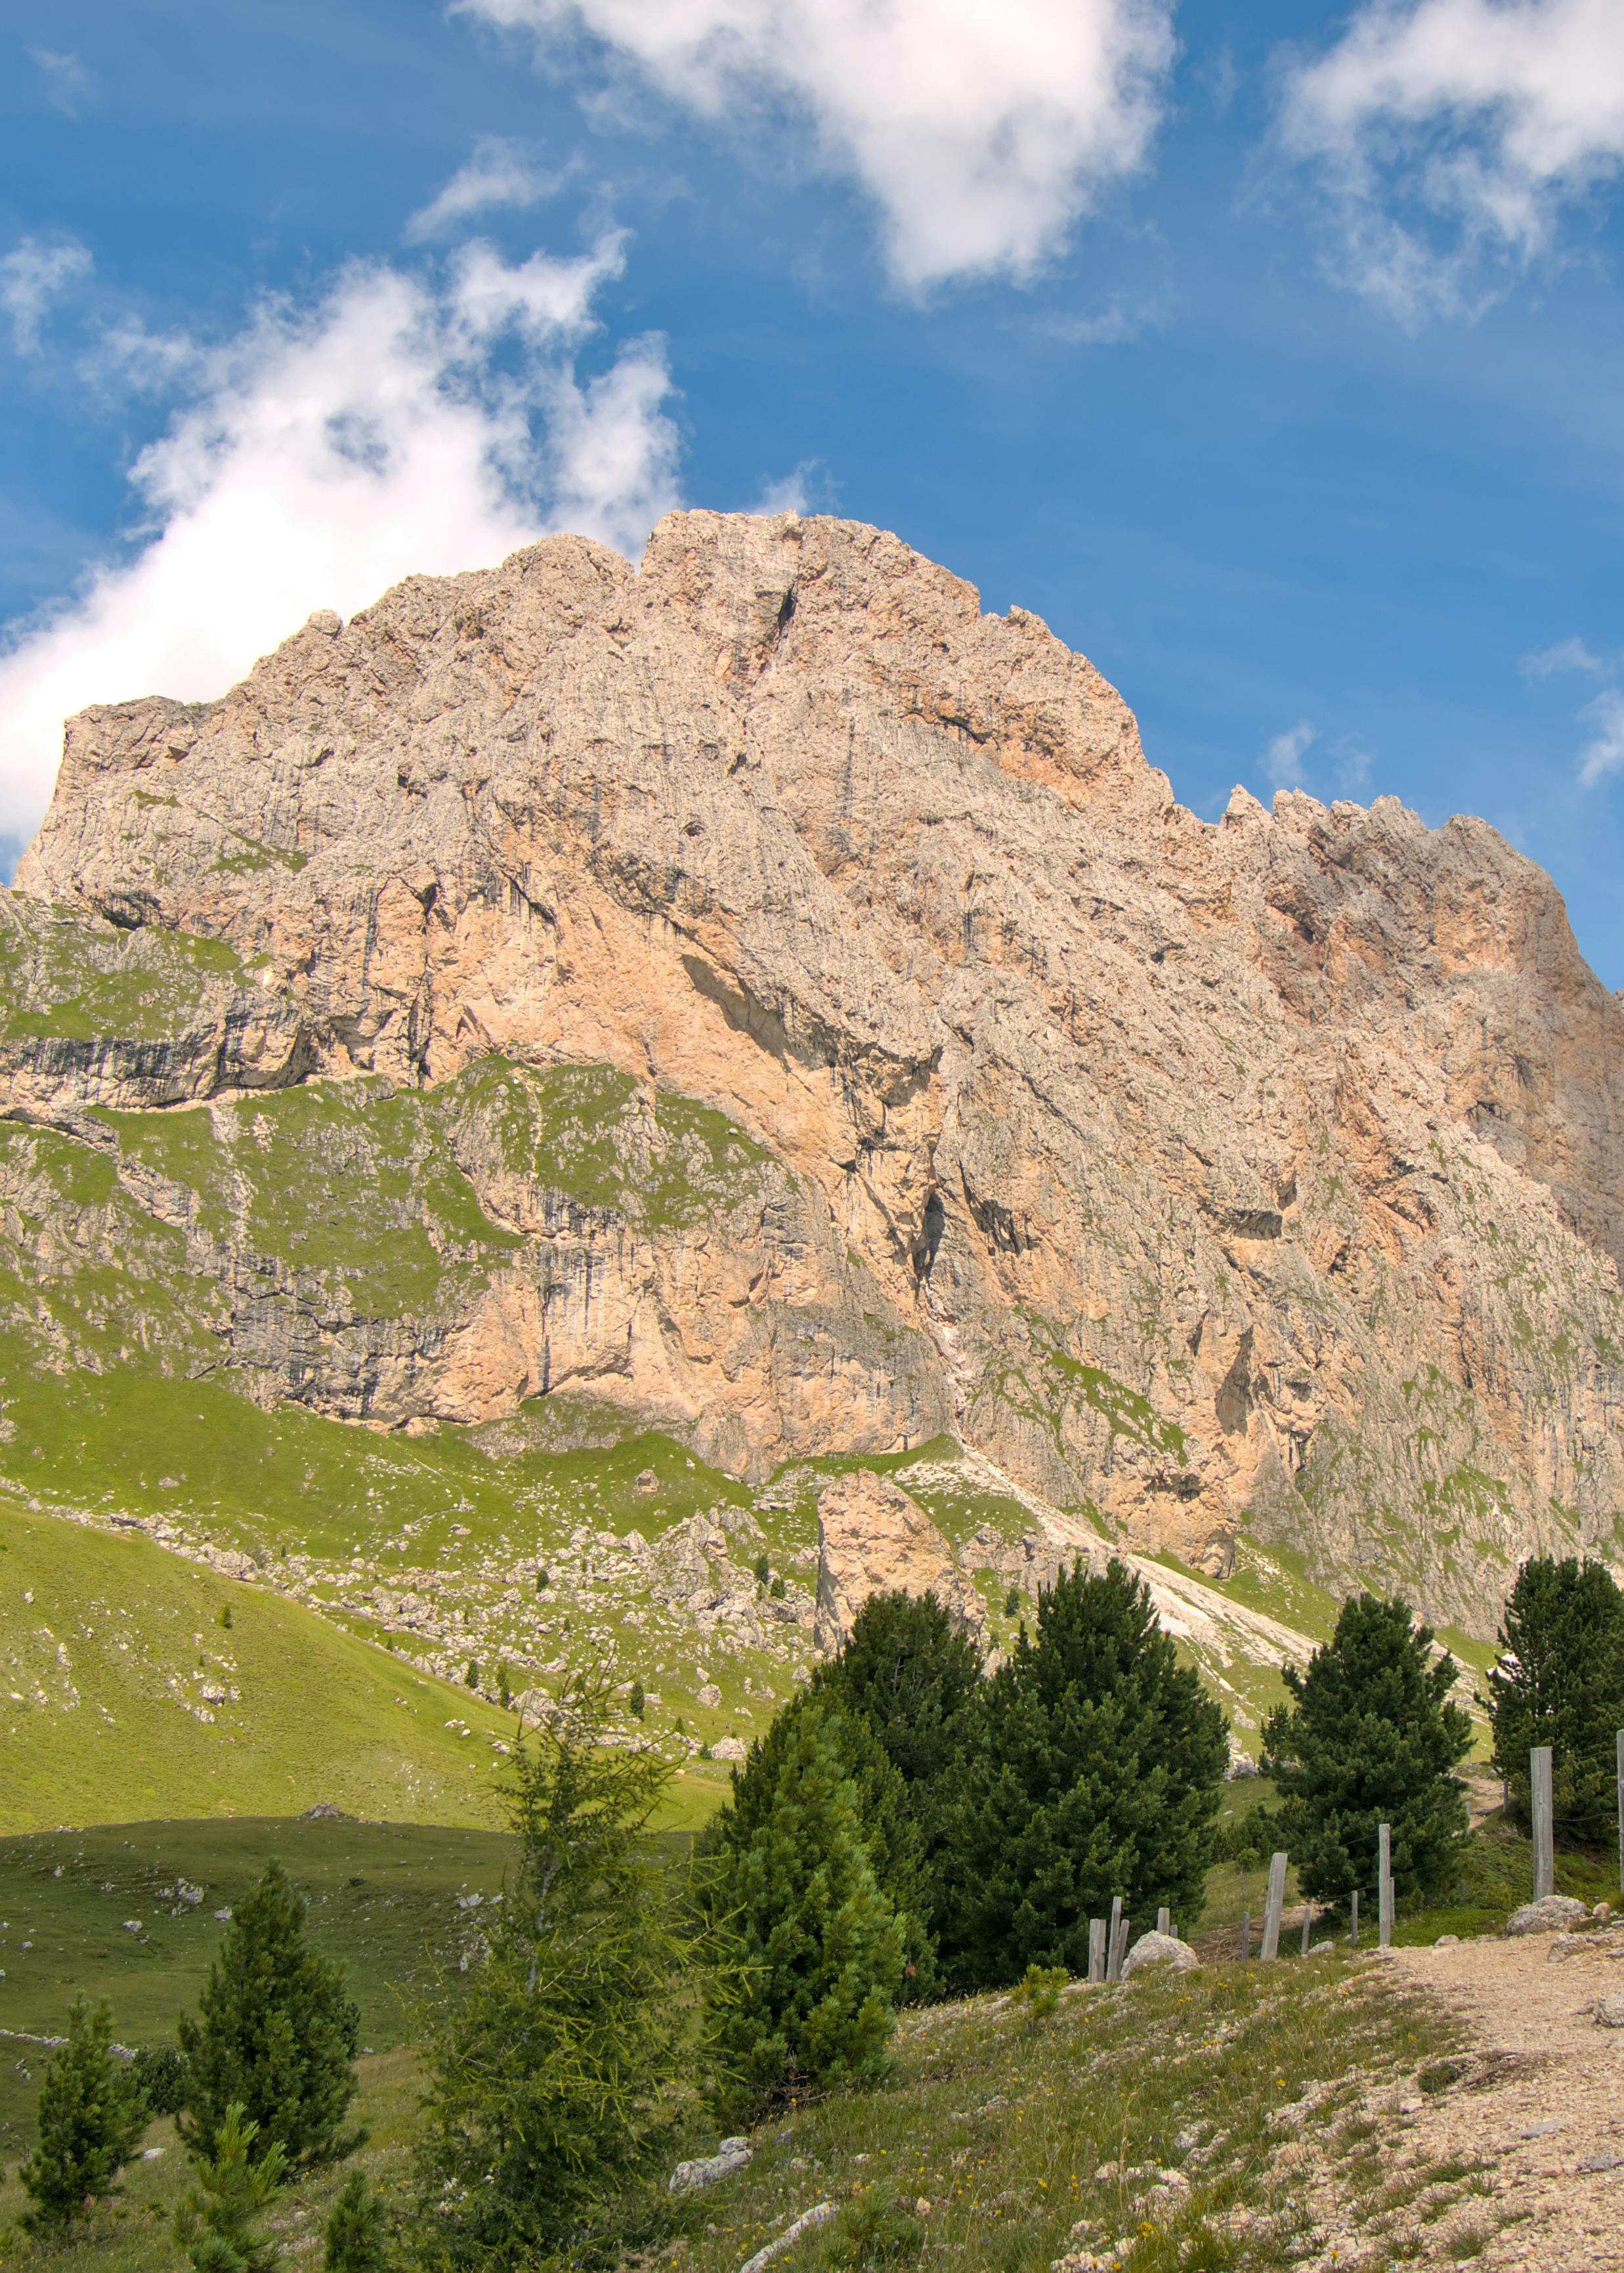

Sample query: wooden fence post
[1107,1911,1131,1982]
[1378,1823,1393,1949]
[1300,1900,1314,1956]
[1088,1918,1106,1984]
[1531,1746,1554,1902]
[1349,1888,1359,1948]
[1157,1906,1171,1936]
[1261,1852,1288,1960]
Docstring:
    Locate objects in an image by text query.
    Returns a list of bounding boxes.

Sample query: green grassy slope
[0,1500,515,1833]
[0,1951,1467,2273]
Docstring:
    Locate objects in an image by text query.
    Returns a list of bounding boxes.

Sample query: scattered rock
[1435,1933,1460,1947]
[668,2137,752,2194]
[712,1736,747,1762]
[301,1801,354,1821]
[696,1684,721,1709]
[1549,1933,1591,1961]
[737,2199,835,2273]
[1121,1931,1199,1979]
[1593,1992,1624,2028]
[1504,1895,1587,1936]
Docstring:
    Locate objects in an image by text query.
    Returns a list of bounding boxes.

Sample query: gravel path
[1373,1929,1624,2268]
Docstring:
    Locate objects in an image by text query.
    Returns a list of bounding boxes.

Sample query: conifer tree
[1262,1592,1471,1905]
[18,1998,148,2233]
[704,1705,905,2119]
[179,1861,362,2169]
[941,1559,1228,1989]
[324,2170,390,2273]
[413,1668,688,2272]
[811,1588,983,1936]
[1486,1556,1624,1845]
[174,2103,287,2273]
[708,1684,937,1995]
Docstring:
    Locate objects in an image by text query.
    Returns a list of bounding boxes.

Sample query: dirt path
[1362,1930,1624,2268]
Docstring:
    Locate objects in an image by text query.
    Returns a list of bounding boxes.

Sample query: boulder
[1596,1993,1624,2028]
[1504,1895,1588,1936]
[668,2136,752,2194]
[1121,1931,1199,1979]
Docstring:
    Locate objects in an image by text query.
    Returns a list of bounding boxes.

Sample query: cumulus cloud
[458,0,1178,288]
[1263,718,1316,788]
[406,138,566,239]
[0,240,679,848]
[1279,0,1624,320]
[1,235,93,353]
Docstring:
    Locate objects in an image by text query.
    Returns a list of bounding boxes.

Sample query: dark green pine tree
[413,1668,689,2273]
[18,1998,148,2234]
[941,1558,1228,1989]
[174,2103,288,2273]
[178,1861,362,2170]
[809,1588,983,1938]
[1486,1556,1624,1846]
[324,2170,390,2273]
[1262,1592,1472,1907]
[705,1705,905,2121]
[707,1683,938,1995]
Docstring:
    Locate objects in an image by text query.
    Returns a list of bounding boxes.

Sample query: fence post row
[1531,1746,1554,1903]
[1377,1822,1393,1949]
[1261,1851,1288,1961]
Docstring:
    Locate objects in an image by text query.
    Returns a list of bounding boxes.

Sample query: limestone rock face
[813,1469,976,1643]
[12,510,1624,1633]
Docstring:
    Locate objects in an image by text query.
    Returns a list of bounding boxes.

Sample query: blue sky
[4,0,1624,979]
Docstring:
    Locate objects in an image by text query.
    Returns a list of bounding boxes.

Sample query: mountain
[4,509,1621,1779]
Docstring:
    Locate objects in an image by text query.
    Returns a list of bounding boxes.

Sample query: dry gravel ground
[1364,1930,1624,2268]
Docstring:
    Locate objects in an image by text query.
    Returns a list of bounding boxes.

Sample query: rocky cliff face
[11,511,1624,1636]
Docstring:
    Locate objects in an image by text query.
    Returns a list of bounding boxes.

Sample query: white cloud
[0,236,93,354]
[30,49,93,116]
[752,461,817,515]
[1521,634,1604,677]
[1263,719,1315,788]
[1579,688,1624,786]
[1280,0,1624,320]
[458,0,1178,289]
[406,138,566,240]
[0,241,679,848]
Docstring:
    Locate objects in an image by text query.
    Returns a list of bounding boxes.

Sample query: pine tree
[18,1998,148,2233]
[629,1678,646,1719]
[1486,1556,1624,1845]
[704,1705,905,2119]
[1262,1592,1472,1906]
[810,1588,983,1942]
[324,2170,390,2273]
[178,1861,362,2169]
[941,1559,1228,1989]
[707,1685,937,1995]
[413,1667,689,2272]
[174,2103,287,2273]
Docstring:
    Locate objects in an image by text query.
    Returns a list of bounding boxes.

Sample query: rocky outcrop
[813,1469,979,1644]
[11,509,1624,1632]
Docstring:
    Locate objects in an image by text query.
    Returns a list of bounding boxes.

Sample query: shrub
[1011,1963,1069,2023]
[1262,1592,1472,1907]
[18,1998,148,2234]
[754,1554,771,1587]
[178,1860,362,2169]
[1486,1556,1624,1846]
[133,2041,189,2117]
[630,1678,646,1719]
[324,2169,390,2273]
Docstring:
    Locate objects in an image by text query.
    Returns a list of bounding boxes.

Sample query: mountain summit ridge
[10,509,1624,1633]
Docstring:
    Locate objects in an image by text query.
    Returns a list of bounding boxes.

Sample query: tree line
[15,1548,1624,2268]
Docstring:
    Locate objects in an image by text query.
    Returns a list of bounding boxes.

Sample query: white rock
[1594,1991,1624,2028]
[668,2136,752,2194]
[1121,1931,1199,1978]
[1504,1895,1587,1936]
[712,1736,747,1762]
